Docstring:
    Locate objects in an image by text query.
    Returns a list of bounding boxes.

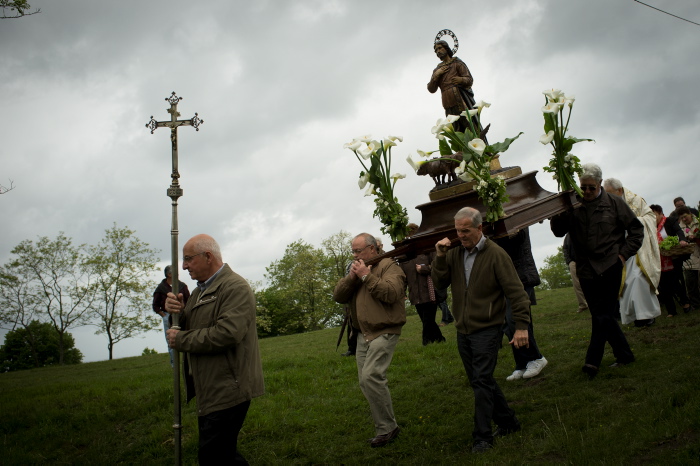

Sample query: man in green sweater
[432,207,531,453]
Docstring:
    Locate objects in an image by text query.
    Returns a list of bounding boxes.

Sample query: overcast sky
[2,0,699,362]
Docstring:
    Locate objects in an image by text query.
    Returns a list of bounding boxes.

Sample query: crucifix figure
[146,91,203,466]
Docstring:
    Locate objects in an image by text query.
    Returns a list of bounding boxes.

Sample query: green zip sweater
[431,238,530,335]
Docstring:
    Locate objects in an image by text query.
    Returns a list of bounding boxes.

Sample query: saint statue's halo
[434,29,459,56]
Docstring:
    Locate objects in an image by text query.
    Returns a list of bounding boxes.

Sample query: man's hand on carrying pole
[165,292,184,314]
[166,328,179,348]
[435,237,451,257]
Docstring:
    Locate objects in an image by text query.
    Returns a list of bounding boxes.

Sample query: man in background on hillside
[153,265,190,367]
[333,233,406,448]
[165,234,264,465]
[432,207,530,454]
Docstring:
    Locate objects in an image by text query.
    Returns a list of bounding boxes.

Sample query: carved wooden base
[368,169,578,265]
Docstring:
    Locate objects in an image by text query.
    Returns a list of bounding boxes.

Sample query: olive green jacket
[175,264,264,416]
[431,239,530,335]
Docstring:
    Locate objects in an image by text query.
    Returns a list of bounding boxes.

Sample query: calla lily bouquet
[539,89,594,196]
[344,135,410,242]
[409,101,523,223]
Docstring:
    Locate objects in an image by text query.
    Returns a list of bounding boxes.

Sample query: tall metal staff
[146,92,203,465]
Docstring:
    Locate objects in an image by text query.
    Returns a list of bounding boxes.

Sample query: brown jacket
[175,264,264,416]
[400,252,435,306]
[333,258,407,342]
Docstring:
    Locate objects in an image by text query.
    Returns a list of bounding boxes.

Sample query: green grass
[1,288,699,464]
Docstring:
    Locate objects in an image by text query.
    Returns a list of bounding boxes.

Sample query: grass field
[1,287,699,464]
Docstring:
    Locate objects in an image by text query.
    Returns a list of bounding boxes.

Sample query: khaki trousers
[356,333,399,435]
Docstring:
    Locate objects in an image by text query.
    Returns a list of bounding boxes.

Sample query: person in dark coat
[400,252,445,345]
[494,228,547,381]
[550,163,642,379]
[152,265,190,366]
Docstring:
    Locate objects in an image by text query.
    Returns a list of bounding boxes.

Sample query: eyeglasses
[183,252,206,263]
[352,244,373,254]
[580,185,598,192]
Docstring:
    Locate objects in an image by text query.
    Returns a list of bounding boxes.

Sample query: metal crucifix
[146,91,203,465]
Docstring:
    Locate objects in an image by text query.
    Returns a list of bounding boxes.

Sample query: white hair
[580,163,603,182]
[454,207,482,227]
[603,178,623,190]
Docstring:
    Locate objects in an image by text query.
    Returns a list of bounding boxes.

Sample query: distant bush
[141,347,158,356]
[0,321,83,372]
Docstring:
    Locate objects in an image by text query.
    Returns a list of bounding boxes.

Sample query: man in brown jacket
[165,234,264,465]
[432,208,530,454]
[333,233,406,448]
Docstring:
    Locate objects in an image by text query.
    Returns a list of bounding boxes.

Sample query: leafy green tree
[85,224,160,360]
[321,230,353,280]
[538,246,571,290]
[0,320,82,372]
[259,238,346,336]
[1,233,94,365]
[0,0,40,18]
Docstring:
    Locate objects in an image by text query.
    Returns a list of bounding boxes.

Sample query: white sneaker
[523,357,548,379]
[506,369,525,381]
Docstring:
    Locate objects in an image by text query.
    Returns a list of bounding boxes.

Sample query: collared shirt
[463,234,487,287]
[196,264,226,292]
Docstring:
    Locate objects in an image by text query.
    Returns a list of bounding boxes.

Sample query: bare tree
[1,0,40,18]
[0,179,15,194]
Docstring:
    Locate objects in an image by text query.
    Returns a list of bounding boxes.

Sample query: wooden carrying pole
[146,92,203,465]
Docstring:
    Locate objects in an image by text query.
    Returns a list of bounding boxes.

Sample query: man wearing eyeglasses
[165,234,263,465]
[551,163,643,379]
[333,233,407,448]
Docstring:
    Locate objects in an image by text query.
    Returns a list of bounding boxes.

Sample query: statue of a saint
[427,40,476,134]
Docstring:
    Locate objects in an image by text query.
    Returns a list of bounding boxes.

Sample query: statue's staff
[146,92,203,466]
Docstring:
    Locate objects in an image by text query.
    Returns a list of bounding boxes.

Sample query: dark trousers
[684,269,700,309]
[347,325,359,354]
[416,302,445,345]
[457,327,518,444]
[198,400,251,465]
[438,299,454,323]
[579,261,634,367]
[503,287,542,370]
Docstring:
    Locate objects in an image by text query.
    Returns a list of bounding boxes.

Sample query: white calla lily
[391,173,406,181]
[539,130,555,145]
[358,172,370,189]
[467,138,486,156]
[364,183,376,197]
[542,89,564,101]
[406,155,426,172]
[358,145,373,159]
[343,139,362,151]
[387,135,403,142]
[416,149,433,158]
[356,134,372,142]
[541,102,560,114]
[474,100,491,113]
[446,114,460,124]
[461,108,479,117]
[565,94,575,107]
[383,138,397,148]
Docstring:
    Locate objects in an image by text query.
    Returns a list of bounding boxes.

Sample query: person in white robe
[603,178,661,326]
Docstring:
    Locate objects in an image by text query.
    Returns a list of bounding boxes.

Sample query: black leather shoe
[370,426,400,448]
[471,440,492,453]
[341,351,355,357]
[494,423,521,438]
[582,364,599,379]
